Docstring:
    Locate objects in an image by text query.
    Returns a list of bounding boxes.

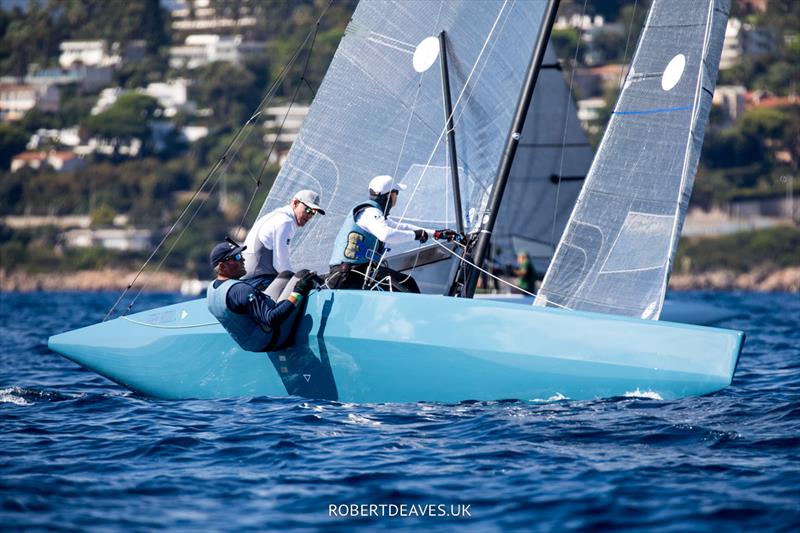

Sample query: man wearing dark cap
[207,240,316,352]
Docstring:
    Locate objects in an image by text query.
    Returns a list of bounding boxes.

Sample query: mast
[464,0,561,298]
[438,30,464,236]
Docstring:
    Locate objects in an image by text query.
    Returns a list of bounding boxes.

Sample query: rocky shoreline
[668,266,800,293]
[2,267,799,293]
[0,269,185,293]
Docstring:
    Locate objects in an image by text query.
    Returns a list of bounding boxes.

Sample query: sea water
[1,291,798,531]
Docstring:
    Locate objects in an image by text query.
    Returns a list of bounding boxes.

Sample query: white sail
[256,0,549,273]
[535,0,730,319]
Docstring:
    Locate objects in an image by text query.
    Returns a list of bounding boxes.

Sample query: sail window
[412,36,440,73]
[661,54,686,91]
[600,212,672,273]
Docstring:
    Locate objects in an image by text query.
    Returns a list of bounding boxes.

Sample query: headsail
[493,45,593,275]
[535,0,730,319]
[256,0,549,273]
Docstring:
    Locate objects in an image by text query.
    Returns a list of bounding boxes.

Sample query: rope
[429,239,536,298]
[103,0,334,321]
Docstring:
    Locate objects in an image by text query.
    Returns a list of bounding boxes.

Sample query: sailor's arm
[357,207,421,245]
[385,218,424,232]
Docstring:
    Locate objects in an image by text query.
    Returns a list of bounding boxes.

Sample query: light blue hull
[48,291,744,402]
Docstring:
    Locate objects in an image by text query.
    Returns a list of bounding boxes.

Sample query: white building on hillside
[11,150,86,173]
[713,85,747,123]
[0,83,60,121]
[59,40,120,69]
[27,127,81,150]
[22,65,113,91]
[91,87,127,115]
[721,18,778,69]
[169,34,265,69]
[63,228,154,251]
[171,0,257,32]
[144,79,195,117]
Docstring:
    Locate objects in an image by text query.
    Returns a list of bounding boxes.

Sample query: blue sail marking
[612,105,692,115]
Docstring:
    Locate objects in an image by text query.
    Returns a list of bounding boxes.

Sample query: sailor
[327,175,459,293]
[242,190,325,290]
[514,251,537,294]
[207,240,316,352]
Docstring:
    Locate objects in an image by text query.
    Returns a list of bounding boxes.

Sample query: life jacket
[328,200,385,266]
[207,279,273,352]
[242,207,294,279]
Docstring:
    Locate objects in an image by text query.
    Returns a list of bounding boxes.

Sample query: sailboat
[48,0,743,402]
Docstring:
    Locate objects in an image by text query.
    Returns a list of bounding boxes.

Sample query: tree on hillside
[193,62,259,130]
[49,0,170,53]
[0,124,29,170]
[82,93,161,149]
[20,108,62,135]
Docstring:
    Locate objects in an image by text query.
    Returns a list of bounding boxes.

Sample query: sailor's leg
[270,270,312,350]
[264,271,293,300]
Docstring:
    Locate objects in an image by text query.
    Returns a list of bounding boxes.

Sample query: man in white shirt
[242,189,325,290]
[327,175,458,292]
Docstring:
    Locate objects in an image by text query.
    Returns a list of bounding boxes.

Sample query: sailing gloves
[415,228,460,243]
[293,271,318,297]
[434,229,460,242]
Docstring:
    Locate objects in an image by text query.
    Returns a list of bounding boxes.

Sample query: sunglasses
[225,253,243,262]
[300,202,317,216]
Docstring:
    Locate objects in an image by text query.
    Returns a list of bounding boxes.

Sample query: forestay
[535,0,730,319]
[257,0,548,273]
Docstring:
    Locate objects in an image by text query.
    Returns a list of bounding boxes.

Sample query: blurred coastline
[2,266,798,293]
[0,0,797,293]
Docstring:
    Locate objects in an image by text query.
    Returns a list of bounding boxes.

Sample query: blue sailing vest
[329,200,385,266]
[207,279,273,352]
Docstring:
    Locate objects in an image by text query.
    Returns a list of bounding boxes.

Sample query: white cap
[368,175,407,196]
[293,189,325,215]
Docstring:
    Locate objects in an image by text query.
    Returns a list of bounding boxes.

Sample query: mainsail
[535,0,730,319]
[493,45,593,275]
[256,0,549,273]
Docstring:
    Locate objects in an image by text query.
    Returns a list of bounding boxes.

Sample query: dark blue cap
[210,241,247,268]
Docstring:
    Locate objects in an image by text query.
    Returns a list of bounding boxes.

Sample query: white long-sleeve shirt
[355,206,428,245]
[243,205,297,275]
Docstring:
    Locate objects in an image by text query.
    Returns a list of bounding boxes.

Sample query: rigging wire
[429,239,538,299]
[617,0,640,92]
[550,0,590,247]
[103,0,334,321]
[238,19,323,231]
[123,168,225,312]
